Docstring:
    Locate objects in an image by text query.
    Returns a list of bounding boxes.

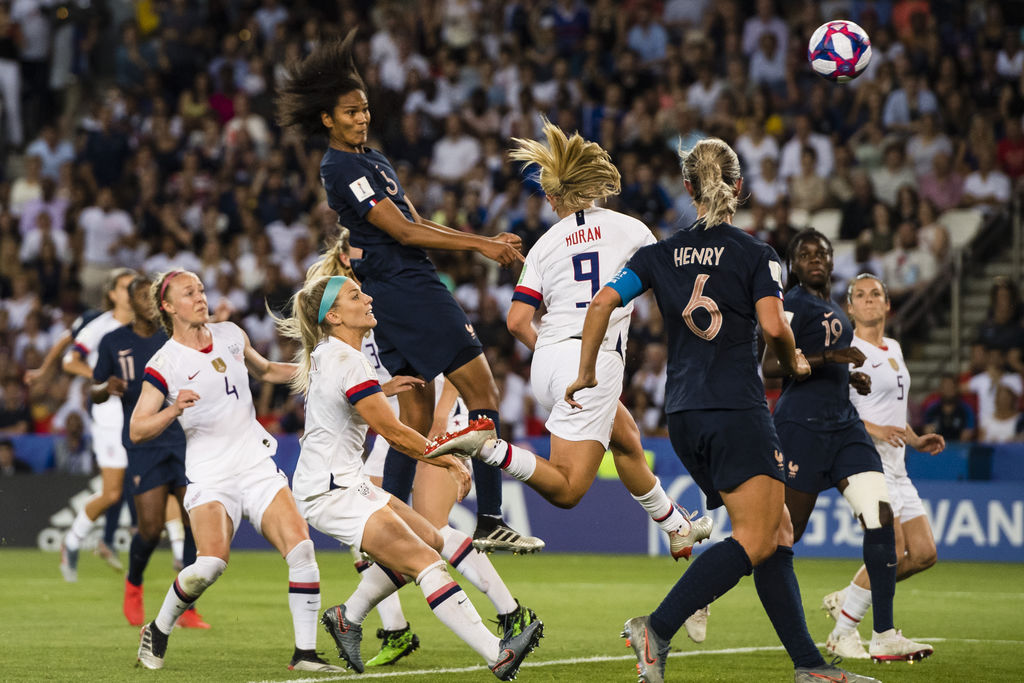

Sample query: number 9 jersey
[608,221,785,412]
[142,322,277,485]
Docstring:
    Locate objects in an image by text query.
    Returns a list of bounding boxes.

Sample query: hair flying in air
[273,275,340,395]
[306,228,356,282]
[680,138,742,229]
[275,28,365,138]
[509,118,621,213]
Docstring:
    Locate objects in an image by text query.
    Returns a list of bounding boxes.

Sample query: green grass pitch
[1,549,1021,681]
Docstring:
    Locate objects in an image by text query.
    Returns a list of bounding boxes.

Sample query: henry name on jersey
[674,246,726,267]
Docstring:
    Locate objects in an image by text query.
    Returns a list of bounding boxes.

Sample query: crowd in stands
[1,0,1023,474]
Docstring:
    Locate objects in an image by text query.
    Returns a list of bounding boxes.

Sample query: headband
[318,276,349,323]
[159,271,183,302]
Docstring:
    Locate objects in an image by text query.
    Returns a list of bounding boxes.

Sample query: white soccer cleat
[423,418,496,459]
[683,606,709,643]
[668,510,714,561]
[826,626,870,659]
[137,622,168,670]
[869,628,934,663]
[822,588,847,622]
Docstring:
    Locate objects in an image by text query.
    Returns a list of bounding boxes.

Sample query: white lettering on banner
[832,502,864,547]
[37,475,133,551]
[989,501,1023,545]
[924,499,949,541]
[944,500,987,545]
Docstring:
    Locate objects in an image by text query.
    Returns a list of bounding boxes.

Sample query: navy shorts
[667,406,786,510]
[362,269,483,380]
[773,420,882,494]
[127,447,186,496]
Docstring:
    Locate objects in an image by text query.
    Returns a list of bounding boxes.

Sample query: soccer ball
[807,20,872,83]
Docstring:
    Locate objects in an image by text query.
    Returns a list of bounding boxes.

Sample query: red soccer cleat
[423,418,496,459]
[123,579,144,626]
[177,607,211,629]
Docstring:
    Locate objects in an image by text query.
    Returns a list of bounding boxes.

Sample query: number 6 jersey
[142,322,276,484]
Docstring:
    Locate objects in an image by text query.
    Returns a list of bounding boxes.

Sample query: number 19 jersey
[608,222,785,412]
[143,322,277,484]
[513,207,655,351]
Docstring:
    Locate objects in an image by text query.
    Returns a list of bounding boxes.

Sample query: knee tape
[414,559,447,586]
[285,539,317,569]
[842,471,890,529]
[180,556,227,597]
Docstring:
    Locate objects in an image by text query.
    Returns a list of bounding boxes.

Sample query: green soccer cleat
[365,625,420,667]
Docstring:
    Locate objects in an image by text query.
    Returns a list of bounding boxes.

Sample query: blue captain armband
[606,268,644,306]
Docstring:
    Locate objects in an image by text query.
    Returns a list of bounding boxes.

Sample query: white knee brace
[285,539,317,570]
[842,471,890,529]
[180,555,227,597]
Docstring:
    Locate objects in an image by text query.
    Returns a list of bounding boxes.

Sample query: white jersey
[848,335,909,477]
[293,336,383,500]
[144,322,277,485]
[361,330,392,385]
[513,207,655,351]
[72,311,125,431]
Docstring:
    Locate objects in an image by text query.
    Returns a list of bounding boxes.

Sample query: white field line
[250,637,1023,683]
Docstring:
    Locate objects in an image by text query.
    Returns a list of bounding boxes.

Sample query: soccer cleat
[136,622,168,670]
[822,588,847,622]
[123,579,144,626]
[473,517,545,555]
[424,418,497,459]
[322,604,365,673]
[94,539,124,572]
[59,542,78,583]
[826,626,870,660]
[869,628,933,662]
[288,648,345,672]
[683,605,709,643]
[365,626,420,667]
[496,600,539,638]
[491,619,543,680]
[622,615,669,683]
[176,607,210,629]
[668,510,714,561]
[794,659,882,682]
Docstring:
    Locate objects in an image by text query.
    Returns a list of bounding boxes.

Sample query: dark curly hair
[275,28,365,139]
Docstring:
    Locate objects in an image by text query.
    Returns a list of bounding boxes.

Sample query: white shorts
[93,425,128,469]
[297,476,391,550]
[531,340,623,448]
[886,472,926,522]
[183,458,289,537]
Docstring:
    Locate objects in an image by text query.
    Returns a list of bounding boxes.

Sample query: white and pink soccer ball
[807,20,872,83]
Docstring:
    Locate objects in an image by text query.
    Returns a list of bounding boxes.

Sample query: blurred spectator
[430,114,482,183]
[9,155,43,216]
[978,384,1024,443]
[25,124,75,181]
[917,151,964,212]
[997,115,1024,181]
[748,31,786,93]
[0,378,31,434]
[906,112,953,177]
[53,411,92,475]
[882,222,937,304]
[0,2,22,148]
[734,119,779,186]
[749,156,786,209]
[871,141,917,207]
[788,146,829,213]
[742,0,788,57]
[18,177,68,236]
[839,171,877,240]
[626,6,669,66]
[974,277,1024,373]
[779,113,833,180]
[965,347,1024,428]
[621,163,675,230]
[0,438,31,475]
[19,211,69,265]
[963,147,1011,211]
[882,75,939,133]
[922,375,977,442]
[833,231,884,305]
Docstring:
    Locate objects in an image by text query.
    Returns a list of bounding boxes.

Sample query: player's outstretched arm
[241,329,299,384]
[758,296,810,379]
[130,382,197,444]
[25,330,74,386]
[566,286,620,409]
[61,346,94,380]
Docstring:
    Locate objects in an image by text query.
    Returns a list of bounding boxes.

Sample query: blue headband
[317,276,349,323]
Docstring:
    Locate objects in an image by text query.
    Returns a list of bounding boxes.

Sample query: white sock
[632,478,690,534]
[478,439,537,481]
[346,563,408,624]
[65,507,95,551]
[165,518,185,564]
[285,540,320,650]
[417,560,499,666]
[376,592,408,631]
[155,556,226,634]
[836,582,872,633]
[440,525,517,615]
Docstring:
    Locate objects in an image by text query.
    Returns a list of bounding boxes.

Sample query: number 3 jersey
[142,322,276,484]
[513,207,655,351]
[848,335,909,476]
[608,221,784,412]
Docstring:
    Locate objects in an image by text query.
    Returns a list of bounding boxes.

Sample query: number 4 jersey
[143,322,276,484]
[607,221,784,412]
[513,207,655,351]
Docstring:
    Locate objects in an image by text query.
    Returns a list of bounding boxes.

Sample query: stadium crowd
[1,0,1023,474]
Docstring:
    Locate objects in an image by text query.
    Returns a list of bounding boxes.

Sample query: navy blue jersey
[608,222,785,412]
[94,325,186,452]
[772,285,861,430]
[320,146,435,279]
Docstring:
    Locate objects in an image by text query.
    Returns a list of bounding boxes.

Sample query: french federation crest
[888,358,899,371]
[211,358,227,373]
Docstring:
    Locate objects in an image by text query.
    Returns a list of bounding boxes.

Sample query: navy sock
[863,526,896,633]
[753,546,825,668]
[381,446,416,502]
[469,409,502,517]
[103,497,122,547]
[127,533,159,586]
[183,525,197,567]
[649,536,752,641]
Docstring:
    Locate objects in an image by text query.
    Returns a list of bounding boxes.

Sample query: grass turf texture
[1,549,1021,682]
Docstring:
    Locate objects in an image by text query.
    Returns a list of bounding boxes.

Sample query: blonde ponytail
[273,276,336,395]
[680,138,742,228]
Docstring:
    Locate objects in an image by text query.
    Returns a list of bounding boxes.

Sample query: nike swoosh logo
[643,631,657,665]
[806,674,847,682]
[824,312,834,318]
[492,649,514,670]
[188,371,200,380]
[871,362,883,368]
[457,598,468,605]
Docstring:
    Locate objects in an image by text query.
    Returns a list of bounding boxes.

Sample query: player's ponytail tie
[318,275,349,323]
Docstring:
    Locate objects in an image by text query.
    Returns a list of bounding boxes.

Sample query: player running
[131,271,339,673]
[91,274,208,629]
[277,274,543,679]
[276,30,540,553]
[458,119,711,559]
[822,273,945,660]
[764,230,934,664]
[567,138,877,683]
